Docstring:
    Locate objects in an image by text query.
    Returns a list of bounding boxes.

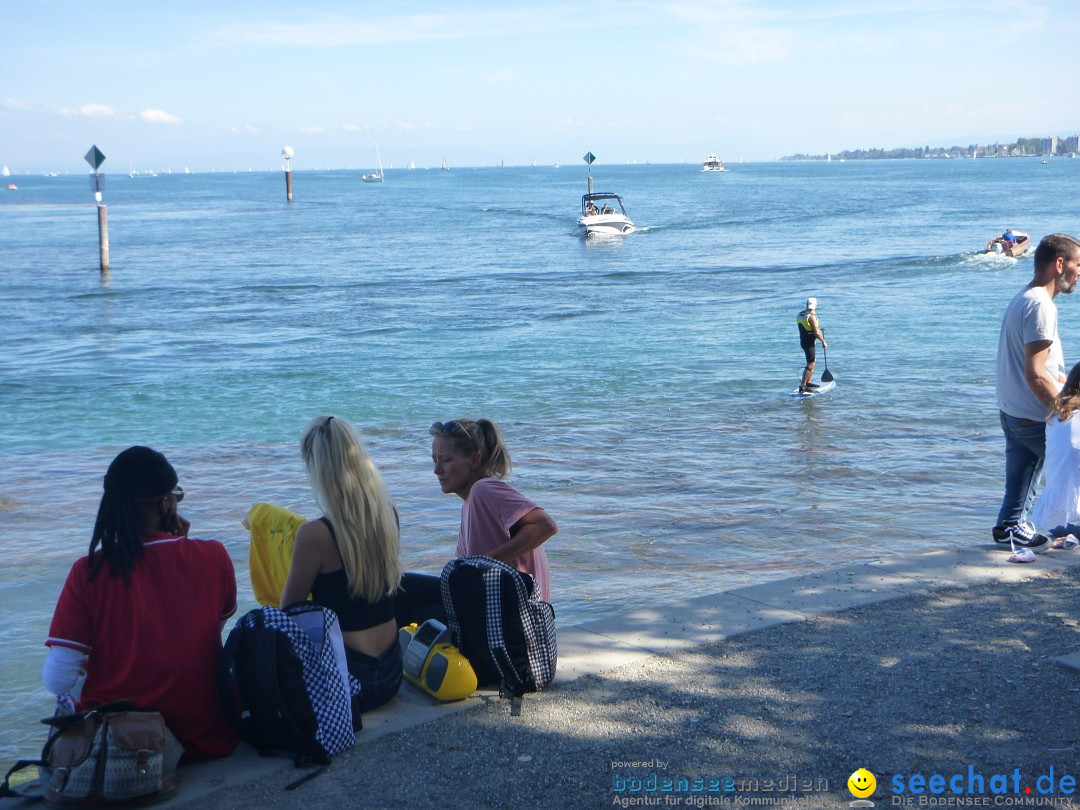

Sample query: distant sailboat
[407,160,416,170]
[1,166,9,177]
[362,137,384,183]
[827,153,831,163]
[441,156,450,171]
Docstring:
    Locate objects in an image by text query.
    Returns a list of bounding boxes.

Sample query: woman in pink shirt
[393,419,557,624]
[431,418,557,600]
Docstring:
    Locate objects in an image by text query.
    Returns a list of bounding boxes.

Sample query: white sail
[362,137,384,182]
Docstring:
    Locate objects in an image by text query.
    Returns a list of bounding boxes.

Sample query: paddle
[820,344,834,383]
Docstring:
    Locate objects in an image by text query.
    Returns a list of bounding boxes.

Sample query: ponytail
[476,419,511,479]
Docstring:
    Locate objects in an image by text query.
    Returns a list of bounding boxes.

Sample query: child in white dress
[1033,361,1080,549]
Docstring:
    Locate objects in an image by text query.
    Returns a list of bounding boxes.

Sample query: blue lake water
[3,157,1080,760]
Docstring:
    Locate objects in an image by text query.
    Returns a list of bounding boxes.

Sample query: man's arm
[1023,339,1058,410]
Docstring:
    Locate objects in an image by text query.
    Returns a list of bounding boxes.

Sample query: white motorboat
[578,192,634,236]
[702,152,726,172]
[362,137,384,183]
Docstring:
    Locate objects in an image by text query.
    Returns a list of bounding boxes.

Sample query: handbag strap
[0,758,47,799]
[40,699,140,732]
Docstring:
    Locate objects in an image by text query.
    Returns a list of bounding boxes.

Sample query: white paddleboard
[791,379,836,398]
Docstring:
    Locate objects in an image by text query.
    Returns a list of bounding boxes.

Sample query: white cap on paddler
[806,297,817,310]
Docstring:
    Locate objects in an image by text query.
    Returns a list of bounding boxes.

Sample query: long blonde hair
[1053,362,1080,422]
[300,416,401,602]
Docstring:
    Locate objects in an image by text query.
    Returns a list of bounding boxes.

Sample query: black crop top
[310,517,396,631]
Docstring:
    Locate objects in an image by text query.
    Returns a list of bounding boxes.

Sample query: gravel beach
[175,560,1080,809]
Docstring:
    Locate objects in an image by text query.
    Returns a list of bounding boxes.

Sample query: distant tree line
[782,134,1079,161]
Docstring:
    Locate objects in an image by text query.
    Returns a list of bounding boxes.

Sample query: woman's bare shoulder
[295,518,335,556]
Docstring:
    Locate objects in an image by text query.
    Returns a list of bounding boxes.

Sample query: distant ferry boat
[702,152,726,172]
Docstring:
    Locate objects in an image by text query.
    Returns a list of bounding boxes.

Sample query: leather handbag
[1,700,181,807]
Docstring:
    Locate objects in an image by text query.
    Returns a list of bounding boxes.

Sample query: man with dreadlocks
[43,446,238,760]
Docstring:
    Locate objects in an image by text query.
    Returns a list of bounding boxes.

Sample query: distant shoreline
[784,132,1078,161]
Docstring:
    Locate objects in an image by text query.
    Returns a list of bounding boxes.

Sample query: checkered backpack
[440,556,557,700]
[219,602,360,772]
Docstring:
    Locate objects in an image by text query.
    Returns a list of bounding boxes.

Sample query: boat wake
[964,250,1023,268]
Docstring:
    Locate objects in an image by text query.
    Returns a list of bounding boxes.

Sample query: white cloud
[300,126,327,135]
[3,98,36,111]
[342,123,362,133]
[59,103,119,118]
[140,109,183,124]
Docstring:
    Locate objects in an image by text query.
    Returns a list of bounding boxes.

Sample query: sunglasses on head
[431,420,470,437]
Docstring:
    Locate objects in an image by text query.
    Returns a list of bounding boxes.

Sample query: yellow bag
[243,503,307,607]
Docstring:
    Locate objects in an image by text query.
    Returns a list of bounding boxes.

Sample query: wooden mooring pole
[282,145,294,202]
[84,146,109,274]
[97,203,109,272]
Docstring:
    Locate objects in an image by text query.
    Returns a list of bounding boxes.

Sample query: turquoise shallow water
[3,158,1080,759]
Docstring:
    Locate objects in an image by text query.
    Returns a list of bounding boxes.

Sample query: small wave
[539,309,593,321]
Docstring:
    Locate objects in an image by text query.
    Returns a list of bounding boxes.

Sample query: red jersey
[46,533,238,760]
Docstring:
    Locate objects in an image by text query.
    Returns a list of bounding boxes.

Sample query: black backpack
[219,603,359,779]
[440,556,557,702]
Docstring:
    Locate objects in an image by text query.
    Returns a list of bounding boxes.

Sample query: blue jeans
[996,411,1047,527]
[345,637,402,717]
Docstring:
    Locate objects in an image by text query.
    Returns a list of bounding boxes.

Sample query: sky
[3,0,1079,173]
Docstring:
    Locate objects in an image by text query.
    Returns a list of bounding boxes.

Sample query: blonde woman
[280,416,403,712]
[1033,362,1080,549]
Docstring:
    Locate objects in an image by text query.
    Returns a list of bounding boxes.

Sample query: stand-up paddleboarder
[796,297,827,394]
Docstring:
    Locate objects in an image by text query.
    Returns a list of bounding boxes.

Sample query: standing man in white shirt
[994,233,1080,548]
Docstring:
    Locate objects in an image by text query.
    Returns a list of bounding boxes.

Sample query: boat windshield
[581,194,626,216]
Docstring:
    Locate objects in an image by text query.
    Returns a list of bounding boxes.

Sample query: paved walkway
[14,543,1080,809]
[175,543,1080,808]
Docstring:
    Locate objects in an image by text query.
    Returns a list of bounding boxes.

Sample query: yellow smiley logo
[848,768,876,798]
